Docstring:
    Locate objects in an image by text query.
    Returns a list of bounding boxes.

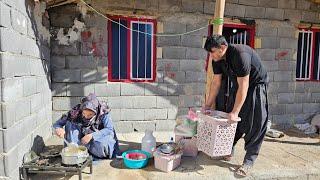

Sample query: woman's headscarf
[67,93,110,135]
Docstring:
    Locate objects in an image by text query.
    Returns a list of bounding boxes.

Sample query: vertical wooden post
[205,0,226,102]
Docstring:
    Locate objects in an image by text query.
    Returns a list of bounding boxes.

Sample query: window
[296,29,320,81]
[108,16,157,82]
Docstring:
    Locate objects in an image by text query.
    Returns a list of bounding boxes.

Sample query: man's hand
[55,128,65,138]
[228,112,239,124]
[202,104,213,115]
[81,134,93,144]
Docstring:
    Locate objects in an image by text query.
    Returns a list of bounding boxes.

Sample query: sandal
[222,155,232,161]
[235,164,252,177]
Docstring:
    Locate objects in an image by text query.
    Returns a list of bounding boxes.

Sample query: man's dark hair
[204,35,228,52]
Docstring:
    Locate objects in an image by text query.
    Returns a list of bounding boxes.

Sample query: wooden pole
[205,0,226,103]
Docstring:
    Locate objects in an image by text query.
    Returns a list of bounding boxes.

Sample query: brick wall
[50,0,320,134]
[0,0,52,179]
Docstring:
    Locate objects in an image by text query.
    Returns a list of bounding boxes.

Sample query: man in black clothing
[203,35,269,176]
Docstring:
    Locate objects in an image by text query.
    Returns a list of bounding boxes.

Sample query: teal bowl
[122,150,151,169]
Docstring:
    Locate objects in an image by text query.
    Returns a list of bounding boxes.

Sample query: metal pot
[61,146,89,165]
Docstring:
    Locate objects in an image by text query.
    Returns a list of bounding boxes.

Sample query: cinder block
[120,83,144,96]
[114,121,133,133]
[162,47,186,59]
[159,0,181,12]
[225,3,246,17]
[23,77,37,97]
[52,97,80,111]
[278,93,295,104]
[181,35,203,48]
[286,104,303,114]
[157,59,179,71]
[0,2,11,28]
[277,27,296,38]
[265,8,284,20]
[156,120,176,131]
[67,83,95,96]
[163,22,186,34]
[284,10,302,22]
[256,49,275,61]
[294,93,312,103]
[10,9,27,35]
[261,37,279,49]
[132,121,156,132]
[186,72,206,83]
[262,61,278,72]
[245,6,266,18]
[121,109,144,121]
[146,0,159,11]
[186,47,207,60]
[109,109,120,122]
[278,0,296,9]
[145,83,168,96]
[52,83,67,97]
[51,56,66,70]
[239,0,258,6]
[15,99,31,122]
[302,103,320,113]
[156,96,179,108]
[256,26,277,37]
[181,0,203,13]
[30,93,42,113]
[1,102,16,129]
[278,61,296,71]
[296,0,311,10]
[302,11,318,23]
[204,1,215,15]
[182,83,206,95]
[179,95,203,107]
[66,56,97,69]
[274,71,293,82]
[269,104,286,115]
[132,96,157,109]
[145,109,168,120]
[51,41,80,55]
[273,114,294,126]
[157,36,181,47]
[1,78,23,102]
[52,69,81,83]
[80,69,98,83]
[164,71,186,83]
[3,146,19,176]
[180,60,205,72]
[275,49,293,60]
[0,27,21,54]
[186,23,208,36]
[258,0,278,8]
[94,82,120,97]
[311,93,320,103]
[280,38,297,49]
[168,108,178,119]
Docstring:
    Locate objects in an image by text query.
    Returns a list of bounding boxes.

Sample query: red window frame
[296,27,320,82]
[107,15,157,82]
[205,23,256,71]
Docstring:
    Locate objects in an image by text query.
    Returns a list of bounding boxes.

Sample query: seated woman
[53,93,120,159]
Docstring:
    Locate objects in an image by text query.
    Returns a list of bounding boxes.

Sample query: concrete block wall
[0,0,52,179]
[50,0,320,134]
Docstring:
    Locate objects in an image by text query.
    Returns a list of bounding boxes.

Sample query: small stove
[19,145,93,180]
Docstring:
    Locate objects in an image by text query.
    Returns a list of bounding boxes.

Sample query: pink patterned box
[197,111,240,157]
[175,135,198,157]
[154,151,182,172]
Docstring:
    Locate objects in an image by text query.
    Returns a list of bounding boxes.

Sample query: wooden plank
[205,0,226,102]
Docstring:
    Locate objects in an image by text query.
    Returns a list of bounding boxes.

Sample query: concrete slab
[32,131,320,180]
